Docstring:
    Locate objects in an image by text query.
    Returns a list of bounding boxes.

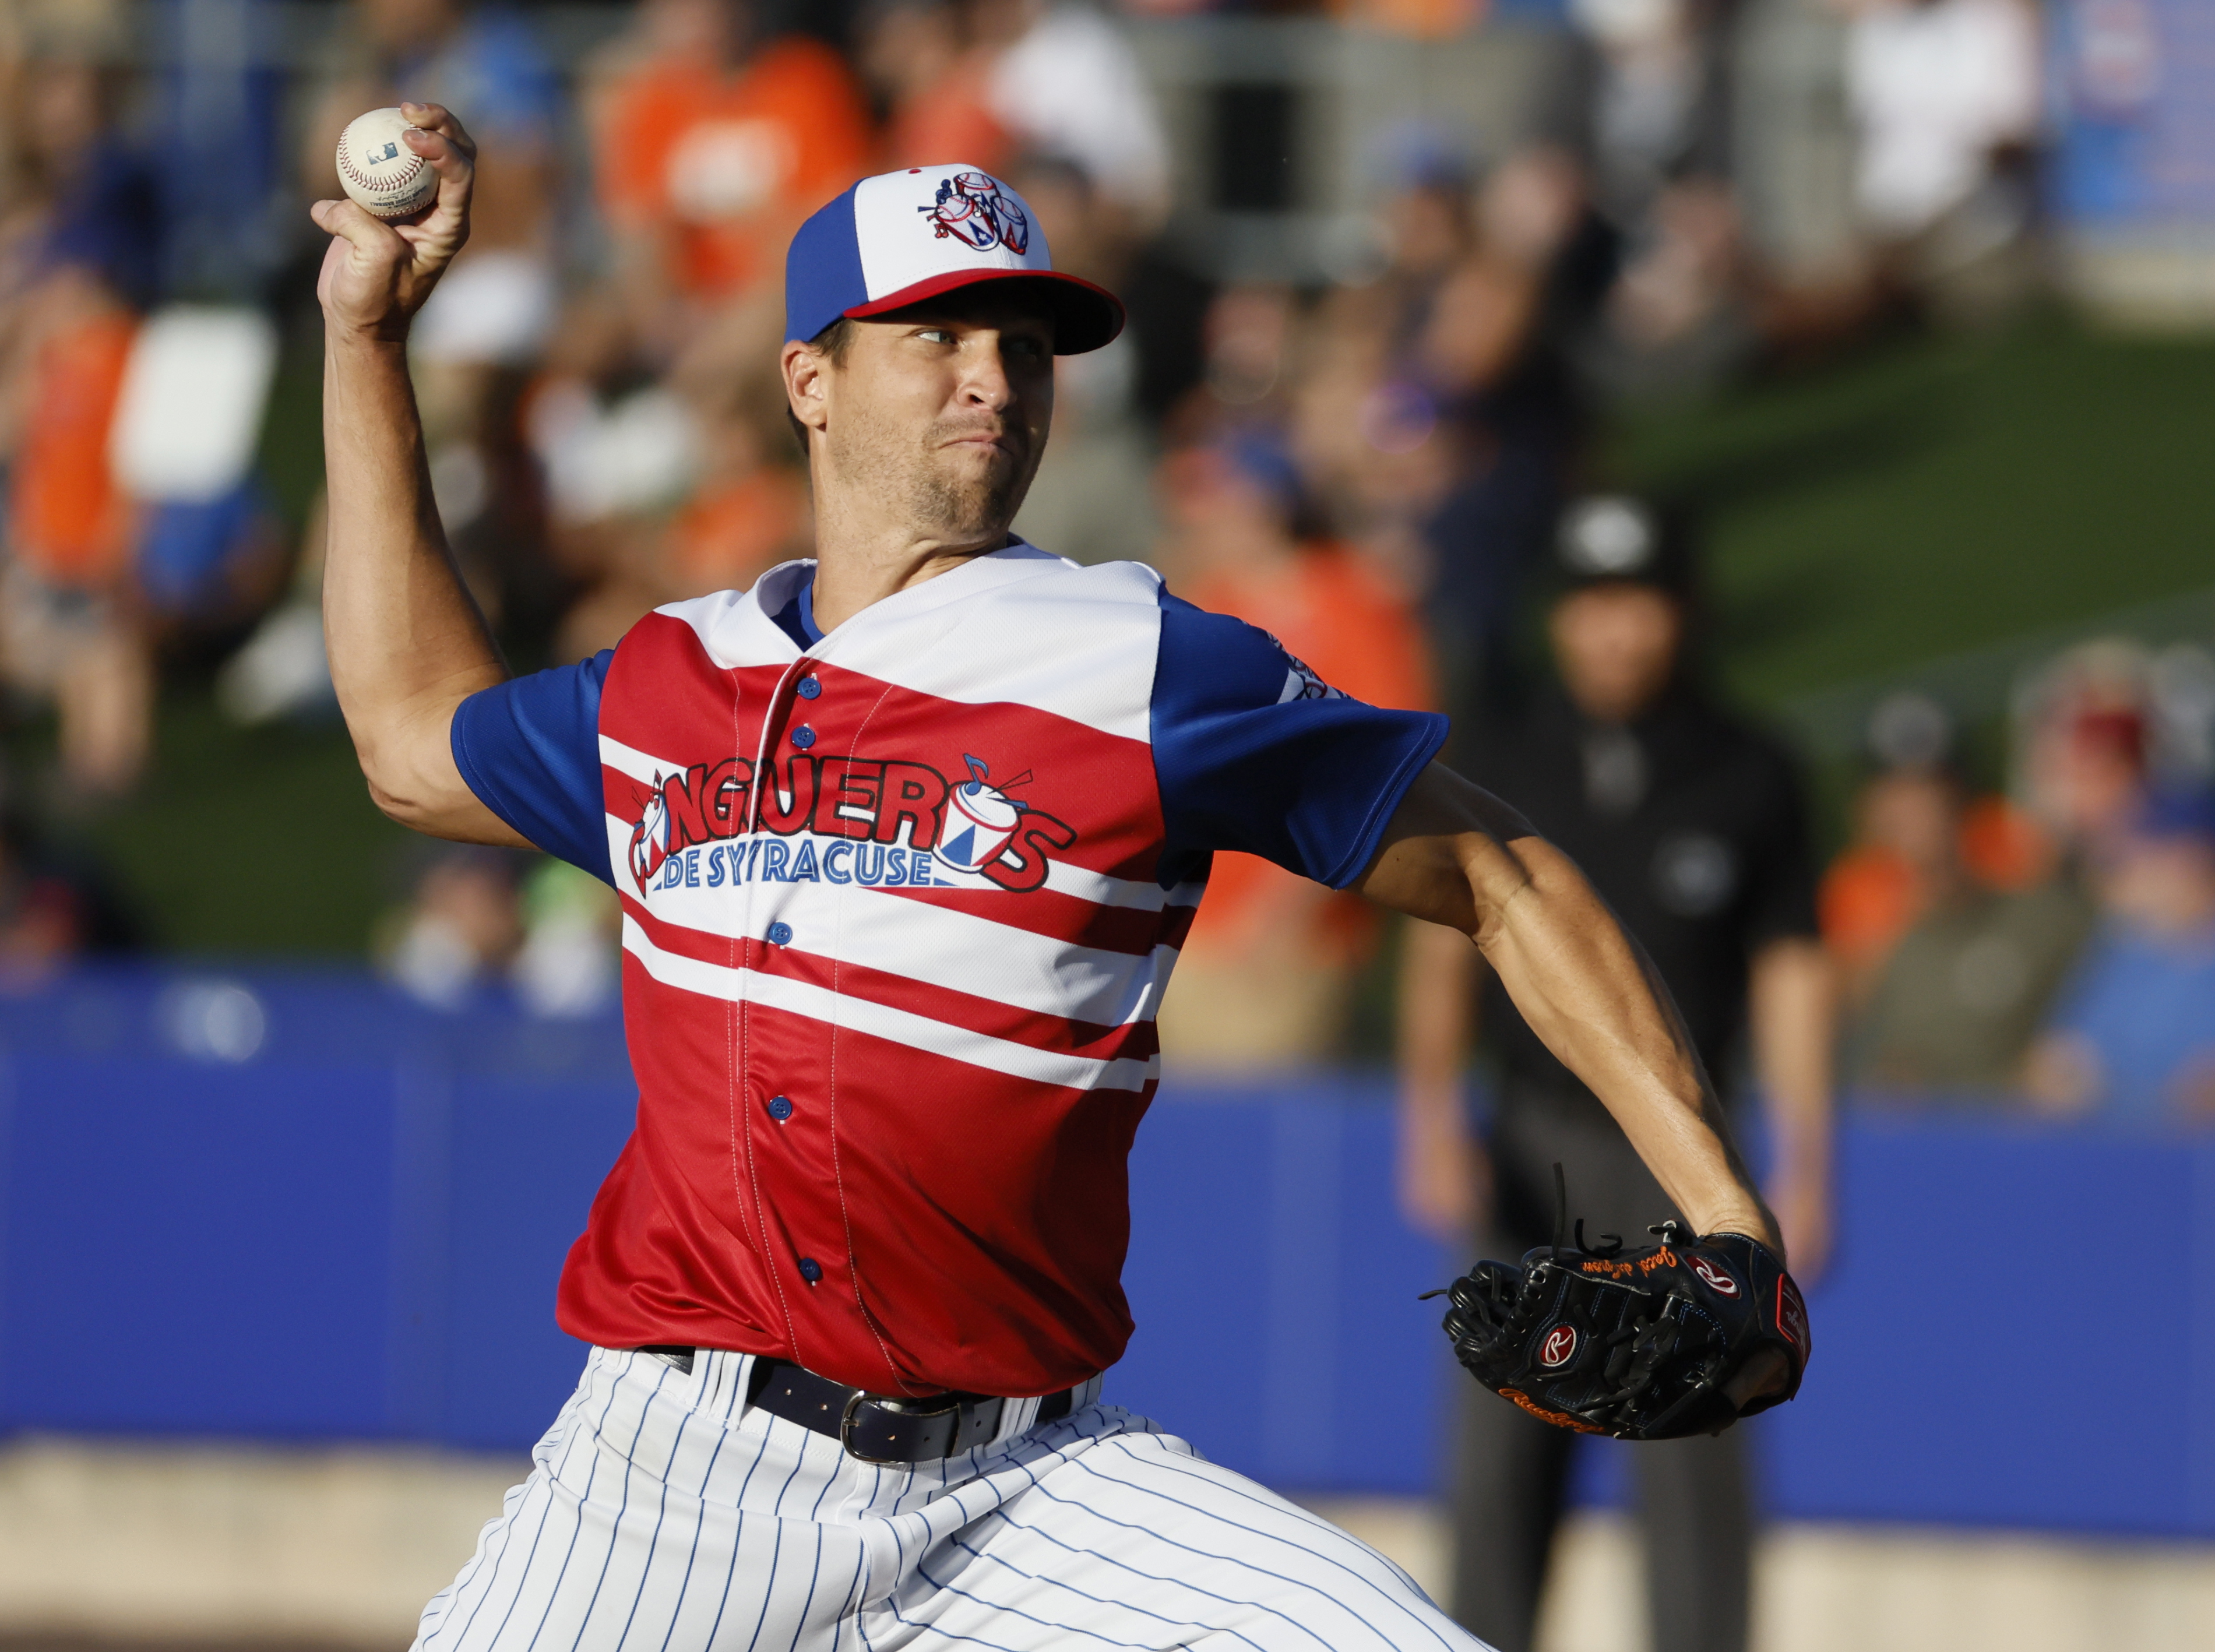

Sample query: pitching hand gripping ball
[336,108,438,220]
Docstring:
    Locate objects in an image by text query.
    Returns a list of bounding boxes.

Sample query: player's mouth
[939,425,1023,459]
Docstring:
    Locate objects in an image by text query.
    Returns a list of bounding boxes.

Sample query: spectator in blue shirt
[2026,786,2215,1125]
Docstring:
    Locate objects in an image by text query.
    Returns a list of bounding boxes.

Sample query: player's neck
[805,485,1015,633]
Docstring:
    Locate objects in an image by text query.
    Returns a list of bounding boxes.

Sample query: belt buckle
[838,1390,961,1466]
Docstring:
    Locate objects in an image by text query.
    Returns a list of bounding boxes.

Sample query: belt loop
[993,1394,1040,1448]
[695,1350,748,1424]
[986,1376,1095,1450]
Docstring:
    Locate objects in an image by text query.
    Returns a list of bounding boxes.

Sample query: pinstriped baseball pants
[413,1348,1494,1652]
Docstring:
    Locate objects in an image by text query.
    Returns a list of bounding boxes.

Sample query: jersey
[451,546,1446,1399]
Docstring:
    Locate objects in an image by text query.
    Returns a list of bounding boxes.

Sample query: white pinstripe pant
[414,1348,1494,1652]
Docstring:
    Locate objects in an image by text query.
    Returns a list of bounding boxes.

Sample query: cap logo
[920,171,1030,255]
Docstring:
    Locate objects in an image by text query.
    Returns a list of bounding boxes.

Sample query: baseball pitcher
[311,105,1802,1652]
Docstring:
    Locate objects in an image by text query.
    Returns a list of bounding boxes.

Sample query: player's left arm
[1357,762,1781,1256]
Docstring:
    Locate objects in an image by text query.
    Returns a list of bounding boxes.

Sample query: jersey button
[796,676,821,700]
[766,922,793,946]
[791,725,816,749]
[766,1094,794,1121]
[797,1256,822,1284]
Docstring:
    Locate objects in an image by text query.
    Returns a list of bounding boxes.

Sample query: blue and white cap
[784,165,1125,355]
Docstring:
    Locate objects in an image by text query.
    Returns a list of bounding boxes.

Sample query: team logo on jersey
[1692,1255,1741,1297]
[630,784,679,885]
[625,749,1075,895]
[1538,1325,1577,1369]
[918,171,1030,254]
[935,755,1031,874]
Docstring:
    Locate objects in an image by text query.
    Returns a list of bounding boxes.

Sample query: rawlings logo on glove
[1426,1167,1810,1441]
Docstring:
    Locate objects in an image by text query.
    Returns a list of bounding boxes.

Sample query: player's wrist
[324,322,412,359]
[1686,1203,1783,1258]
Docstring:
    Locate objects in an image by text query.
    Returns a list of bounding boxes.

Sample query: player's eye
[915,328,957,346]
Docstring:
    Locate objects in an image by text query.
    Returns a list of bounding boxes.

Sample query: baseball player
[311,105,1792,1652]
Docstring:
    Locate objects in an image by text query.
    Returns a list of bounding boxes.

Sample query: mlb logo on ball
[336,107,439,219]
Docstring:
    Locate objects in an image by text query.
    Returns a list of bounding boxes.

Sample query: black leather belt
[642,1348,1079,1465]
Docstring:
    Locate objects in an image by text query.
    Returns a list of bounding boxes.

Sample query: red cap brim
[843,268,1125,355]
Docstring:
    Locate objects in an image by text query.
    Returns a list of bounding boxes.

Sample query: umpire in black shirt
[1399,496,1836,1652]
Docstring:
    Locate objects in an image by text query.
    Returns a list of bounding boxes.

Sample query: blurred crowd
[1827,642,2215,1127]
[9,0,2203,1097]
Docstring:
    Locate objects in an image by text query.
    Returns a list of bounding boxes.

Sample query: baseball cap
[784,165,1125,355]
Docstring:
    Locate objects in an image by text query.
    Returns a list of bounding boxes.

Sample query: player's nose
[953,332,1022,411]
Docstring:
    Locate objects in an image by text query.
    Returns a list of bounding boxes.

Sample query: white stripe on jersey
[414,1349,1494,1652]
[622,871,1176,1030]
[621,918,1161,1092]
[597,735,667,787]
[663,551,1167,742]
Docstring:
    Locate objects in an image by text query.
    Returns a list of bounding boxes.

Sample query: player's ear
[781,339,832,442]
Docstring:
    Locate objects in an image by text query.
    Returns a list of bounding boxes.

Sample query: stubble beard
[838,404,1047,545]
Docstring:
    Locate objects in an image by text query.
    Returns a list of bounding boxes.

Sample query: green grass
[66,698,413,957]
[1603,318,2215,710]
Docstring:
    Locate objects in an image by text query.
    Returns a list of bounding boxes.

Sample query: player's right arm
[311,102,523,847]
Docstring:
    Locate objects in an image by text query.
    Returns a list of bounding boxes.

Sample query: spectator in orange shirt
[860,1,1013,178]
[593,0,874,353]
[1823,678,2126,1006]
[0,45,160,795]
[1151,428,1435,1068]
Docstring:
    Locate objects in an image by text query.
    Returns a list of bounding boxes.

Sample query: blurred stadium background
[2,0,2215,1647]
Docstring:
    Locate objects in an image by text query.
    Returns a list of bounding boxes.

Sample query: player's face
[821,291,1056,547]
[1549,583,1683,724]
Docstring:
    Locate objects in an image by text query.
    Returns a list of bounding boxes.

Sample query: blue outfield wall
[1,964,2212,1538]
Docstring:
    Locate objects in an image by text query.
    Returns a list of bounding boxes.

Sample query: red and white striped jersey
[453,545,1445,1396]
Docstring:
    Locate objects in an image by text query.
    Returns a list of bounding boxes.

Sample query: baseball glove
[1427,1168,1811,1440]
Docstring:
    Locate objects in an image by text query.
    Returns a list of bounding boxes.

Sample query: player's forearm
[1472,834,1774,1244]
[1363,765,1776,1248]
[321,332,505,817]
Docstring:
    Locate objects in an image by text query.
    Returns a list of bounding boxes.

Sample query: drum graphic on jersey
[935,754,1030,875]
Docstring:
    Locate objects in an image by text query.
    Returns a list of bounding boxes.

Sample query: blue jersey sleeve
[450,652,615,885]
[1151,591,1448,890]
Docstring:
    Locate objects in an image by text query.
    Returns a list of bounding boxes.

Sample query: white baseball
[336,107,439,220]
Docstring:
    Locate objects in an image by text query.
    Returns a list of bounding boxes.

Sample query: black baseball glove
[1428,1170,1811,1440]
